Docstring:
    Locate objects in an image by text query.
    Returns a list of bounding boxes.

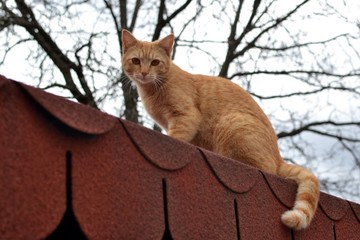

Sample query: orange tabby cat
[121,29,320,230]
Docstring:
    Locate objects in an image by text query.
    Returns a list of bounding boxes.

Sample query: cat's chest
[142,95,171,129]
[138,83,195,130]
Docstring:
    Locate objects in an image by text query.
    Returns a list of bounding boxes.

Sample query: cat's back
[191,74,261,115]
[167,64,270,126]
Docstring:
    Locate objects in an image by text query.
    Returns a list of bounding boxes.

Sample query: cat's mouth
[133,74,156,84]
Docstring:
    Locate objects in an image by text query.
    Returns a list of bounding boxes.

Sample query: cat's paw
[168,129,194,143]
[281,209,309,230]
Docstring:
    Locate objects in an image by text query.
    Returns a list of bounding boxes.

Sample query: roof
[0,74,359,239]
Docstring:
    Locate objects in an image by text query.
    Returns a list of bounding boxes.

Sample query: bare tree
[1,0,359,201]
[1,0,98,107]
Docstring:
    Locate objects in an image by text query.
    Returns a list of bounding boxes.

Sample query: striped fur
[278,163,320,229]
[121,30,320,230]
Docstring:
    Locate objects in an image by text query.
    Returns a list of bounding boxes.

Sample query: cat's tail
[277,162,320,230]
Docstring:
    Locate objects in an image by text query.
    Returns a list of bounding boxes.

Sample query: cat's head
[121,29,174,85]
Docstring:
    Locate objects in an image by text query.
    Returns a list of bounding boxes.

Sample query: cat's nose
[141,72,148,77]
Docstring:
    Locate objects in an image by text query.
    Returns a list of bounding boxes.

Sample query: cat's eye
[151,59,160,66]
[132,58,141,65]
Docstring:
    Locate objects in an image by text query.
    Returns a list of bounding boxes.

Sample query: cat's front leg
[167,113,201,143]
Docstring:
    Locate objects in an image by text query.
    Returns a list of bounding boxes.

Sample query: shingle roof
[1,74,359,239]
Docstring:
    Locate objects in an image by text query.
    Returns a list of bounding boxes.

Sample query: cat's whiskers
[119,73,133,85]
[152,75,166,94]
[119,73,137,96]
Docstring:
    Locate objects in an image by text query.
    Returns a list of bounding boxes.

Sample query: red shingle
[22,79,117,135]
[1,75,359,239]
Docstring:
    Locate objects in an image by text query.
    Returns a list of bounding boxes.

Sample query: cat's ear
[122,29,138,54]
[158,34,174,57]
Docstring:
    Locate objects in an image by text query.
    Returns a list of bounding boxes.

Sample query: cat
[121,29,320,230]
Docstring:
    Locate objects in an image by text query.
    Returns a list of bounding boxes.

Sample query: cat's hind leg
[212,114,279,173]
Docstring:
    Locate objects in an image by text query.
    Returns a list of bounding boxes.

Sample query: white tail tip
[281,209,309,230]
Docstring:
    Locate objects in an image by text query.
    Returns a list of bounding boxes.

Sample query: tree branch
[12,0,97,107]
[249,85,359,100]
[129,0,142,31]
[236,0,261,44]
[306,128,360,143]
[219,0,310,77]
[230,69,360,80]
[277,121,360,139]
[119,0,127,29]
[254,33,351,52]
[233,0,310,60]
[152,0,192,41]
[219,0,243,77]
